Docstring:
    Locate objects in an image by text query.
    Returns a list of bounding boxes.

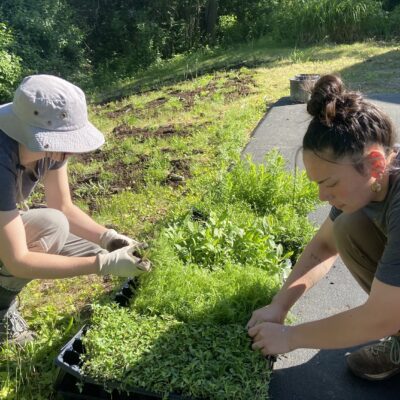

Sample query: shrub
[0,23,21,103]
[0,0,86,78]
[271,0,386,45]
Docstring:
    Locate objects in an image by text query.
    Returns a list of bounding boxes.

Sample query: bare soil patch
[112,123,193,142]
[164,158,191,187]
[104,72,257,118]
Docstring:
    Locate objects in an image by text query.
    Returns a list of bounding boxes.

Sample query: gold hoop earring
[371,181,382,193]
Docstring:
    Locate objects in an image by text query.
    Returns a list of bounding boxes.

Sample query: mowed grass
[1,40,400,399]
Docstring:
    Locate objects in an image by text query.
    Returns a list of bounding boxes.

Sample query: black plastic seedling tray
[54,325,195,400]
[54,278,196,400]
[54,277,274,399]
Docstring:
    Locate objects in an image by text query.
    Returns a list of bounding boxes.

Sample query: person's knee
[42,208,70,251]
[23,208,70,254]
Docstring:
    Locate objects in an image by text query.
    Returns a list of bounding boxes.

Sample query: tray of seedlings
[54,323,194,400]
[54,278,193,399]
[54,306,274,400]
[54,256,276,400]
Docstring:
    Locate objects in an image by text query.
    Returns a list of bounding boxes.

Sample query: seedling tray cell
[114,278,139,307]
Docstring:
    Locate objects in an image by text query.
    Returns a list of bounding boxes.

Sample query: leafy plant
[0,23,22,103]
[164,209,290,272]
[218,152,319,217]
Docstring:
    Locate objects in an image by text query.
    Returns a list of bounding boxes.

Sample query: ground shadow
[269,344,400,400]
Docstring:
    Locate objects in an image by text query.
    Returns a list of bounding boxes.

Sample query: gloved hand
[99,229,147,252]
[97,244,151,277]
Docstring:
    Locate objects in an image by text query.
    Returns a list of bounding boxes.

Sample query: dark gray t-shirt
[329,171,400,287]
[0,129,65,211]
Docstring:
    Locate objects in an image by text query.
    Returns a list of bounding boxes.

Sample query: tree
[0,22,22,103]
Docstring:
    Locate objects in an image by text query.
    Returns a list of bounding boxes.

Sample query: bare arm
[272,216,338,313]
[247,216,338,327]
[43,162,107,244]
[290,278,400,350]
[249,278,400,355]
[0,209,98,279]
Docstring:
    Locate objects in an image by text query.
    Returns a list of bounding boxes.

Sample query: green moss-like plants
[133,255,280,326]
[82,305,271,400]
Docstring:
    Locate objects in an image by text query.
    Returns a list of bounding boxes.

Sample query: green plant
[0,23,22,103]
[0,0,86,79]
[164,209,290,272]
[133,243,281,325]
[271,0,386,45]
[82,305,271,400]
[219,152,319,217]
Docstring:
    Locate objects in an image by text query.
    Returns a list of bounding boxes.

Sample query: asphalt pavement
[242,94,400,400]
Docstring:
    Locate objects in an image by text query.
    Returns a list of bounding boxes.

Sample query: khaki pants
[0,208,106,310]
[333,210,386,294]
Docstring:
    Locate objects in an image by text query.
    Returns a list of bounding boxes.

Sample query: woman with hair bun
[248,75,400,381]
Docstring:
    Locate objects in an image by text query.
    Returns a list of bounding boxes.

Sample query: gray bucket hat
[0,74,104,153]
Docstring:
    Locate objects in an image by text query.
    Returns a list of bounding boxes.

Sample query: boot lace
[371,336,400,365]
[4,309,29,338]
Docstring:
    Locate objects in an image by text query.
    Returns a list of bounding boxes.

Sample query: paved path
[242,95,400,400]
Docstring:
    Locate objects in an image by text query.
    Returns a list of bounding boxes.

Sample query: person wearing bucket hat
[0,75,151,345]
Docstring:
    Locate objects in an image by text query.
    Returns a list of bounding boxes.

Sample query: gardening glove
[99,229,148,252]
[97,244,151,277]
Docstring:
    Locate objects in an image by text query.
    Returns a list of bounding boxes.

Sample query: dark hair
[303,75,396,166]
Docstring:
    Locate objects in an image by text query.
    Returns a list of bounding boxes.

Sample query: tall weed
[271,0,386,45]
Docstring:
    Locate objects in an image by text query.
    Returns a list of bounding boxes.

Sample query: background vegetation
[0,0,400,95]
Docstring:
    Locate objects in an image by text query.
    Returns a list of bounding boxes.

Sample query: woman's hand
[246,303,287,329]
[248,322,293,356]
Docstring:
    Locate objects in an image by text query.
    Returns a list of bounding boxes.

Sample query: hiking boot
[0,302,36,346]
[346,336,400,381]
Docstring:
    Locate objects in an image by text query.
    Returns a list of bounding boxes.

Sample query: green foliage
[80,150,315,396]
[387,4,400,36]
[214,152,319,260]
[271,0,386,45]
[164,209,289,272]
[134,247,280,325]
[0,0,86,78]
[0,23,22,103]
[82,305,271,400]
[221,152,318,216]
[0,0,398,82]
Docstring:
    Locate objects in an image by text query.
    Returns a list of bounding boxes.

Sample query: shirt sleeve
[375,198,400,287]
[0,161,17,211]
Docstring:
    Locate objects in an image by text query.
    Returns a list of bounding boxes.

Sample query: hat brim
[0,102,105,153]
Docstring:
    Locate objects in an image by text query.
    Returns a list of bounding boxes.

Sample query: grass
[1,38,400,399]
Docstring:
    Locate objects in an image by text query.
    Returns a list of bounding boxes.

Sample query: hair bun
[307,75,345,126]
